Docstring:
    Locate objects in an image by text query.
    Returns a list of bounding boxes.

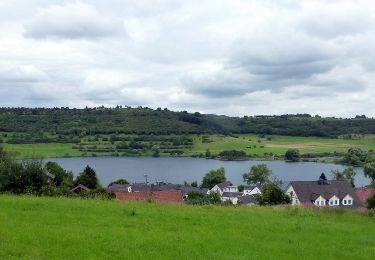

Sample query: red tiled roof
[115,191,183,204]
[355,187,375,205]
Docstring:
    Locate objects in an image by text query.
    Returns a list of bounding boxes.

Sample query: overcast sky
[0,0,374,117]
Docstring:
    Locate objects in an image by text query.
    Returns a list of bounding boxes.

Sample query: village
[71,174,374,210]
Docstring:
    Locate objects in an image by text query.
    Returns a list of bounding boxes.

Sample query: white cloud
[24,1,126,40]
[0,0,374,117]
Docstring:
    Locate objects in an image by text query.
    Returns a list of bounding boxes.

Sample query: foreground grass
[2,134,375,159]
[0,195,374,259]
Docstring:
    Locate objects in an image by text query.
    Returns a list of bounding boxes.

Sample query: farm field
[1,134,375,159]
[0,195,374,259]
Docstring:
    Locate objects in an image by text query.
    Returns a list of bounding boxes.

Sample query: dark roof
[289,180,363,208]
[107,183,131,192]
[222,192,243,198]
[179,186,209,196]
[216,181,233,190]
[130,182,180,192]
[238,194,258,204]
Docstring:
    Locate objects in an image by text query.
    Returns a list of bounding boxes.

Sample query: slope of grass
[0,195,374,259]
[0,143,84,158]
[2,134,375,159]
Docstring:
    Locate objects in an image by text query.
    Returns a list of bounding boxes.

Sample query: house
[243,185,262,195]
[238,194,258,206]
[286,177,362,208]
[210,181,238,195]
[222,192,243,204]
[109,182,180,193]
[355,187,375,207]
[115,190,184,204]
[179,186,209,199]
[107,183,132,192]
[71,184,90,194]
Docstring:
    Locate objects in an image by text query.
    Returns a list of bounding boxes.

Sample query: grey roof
[180,186,209,196]
[151,183,180,192]
[238,194,258,205]
[289,180,363,208]
[216,181,233,190]
[129,182,180,192]
[107,183,131,192]
[222,192,243,198]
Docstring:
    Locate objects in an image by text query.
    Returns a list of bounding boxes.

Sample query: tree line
[1,107,375,138]
[0,147,114,199]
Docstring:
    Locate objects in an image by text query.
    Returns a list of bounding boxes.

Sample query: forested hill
[0,107,375,137]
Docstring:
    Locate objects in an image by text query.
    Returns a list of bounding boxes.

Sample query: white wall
[286,185,299,205]
[314,196,326,206]
[211,185,223,195]
[328,195,340,206]
[244,187,261,195]
[342,194,353,206]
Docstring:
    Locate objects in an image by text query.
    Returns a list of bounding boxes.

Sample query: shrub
[285,149,301,162]
[367,194,375,209]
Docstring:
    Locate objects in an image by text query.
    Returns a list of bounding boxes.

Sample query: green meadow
[0,195,374,259]
[3,134,375,159]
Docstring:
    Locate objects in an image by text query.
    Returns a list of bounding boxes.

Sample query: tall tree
[74,165,100,189]
[364,162,375,182]
[243,164,272,185]
[257,181,290,206]
[331,167,356,187]
[201,167,226,189]
[45,161,73,187]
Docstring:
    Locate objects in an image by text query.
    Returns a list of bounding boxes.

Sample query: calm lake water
[46,157,370,187]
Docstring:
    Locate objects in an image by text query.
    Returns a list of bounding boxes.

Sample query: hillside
[1,107,375,138]
[0,195,374,259]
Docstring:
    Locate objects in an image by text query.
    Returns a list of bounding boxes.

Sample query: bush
[285,149,300,162]
[109,178,129,186]
[74,166,101,189]
[85,188,115,200]
[257,182,290,206]
[367,194,375,209]
[218,150,247,160]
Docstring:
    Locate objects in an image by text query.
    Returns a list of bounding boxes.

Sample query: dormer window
[342,195,353,206]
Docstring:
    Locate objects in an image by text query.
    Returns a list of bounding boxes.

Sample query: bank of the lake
[46,157,371,187]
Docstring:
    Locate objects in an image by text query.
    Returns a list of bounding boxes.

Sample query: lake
[46,157,370,187]
[45,157,370,186]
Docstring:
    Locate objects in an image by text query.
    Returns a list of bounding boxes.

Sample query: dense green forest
[0,107,374,139]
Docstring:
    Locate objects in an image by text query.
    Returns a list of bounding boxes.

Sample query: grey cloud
[24,1,126,40]
[0,0,374,117]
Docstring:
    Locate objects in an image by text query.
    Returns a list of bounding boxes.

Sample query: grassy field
[2,134,375,159]
[190,134,375,156]
[0,195,374,259]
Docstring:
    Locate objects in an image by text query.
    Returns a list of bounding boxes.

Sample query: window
[335,200,339,205]
[343,200,347,205]
[348,200,352,205]
[330,200,333,206]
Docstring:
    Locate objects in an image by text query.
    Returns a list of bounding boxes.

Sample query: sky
[0,0,374,117]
